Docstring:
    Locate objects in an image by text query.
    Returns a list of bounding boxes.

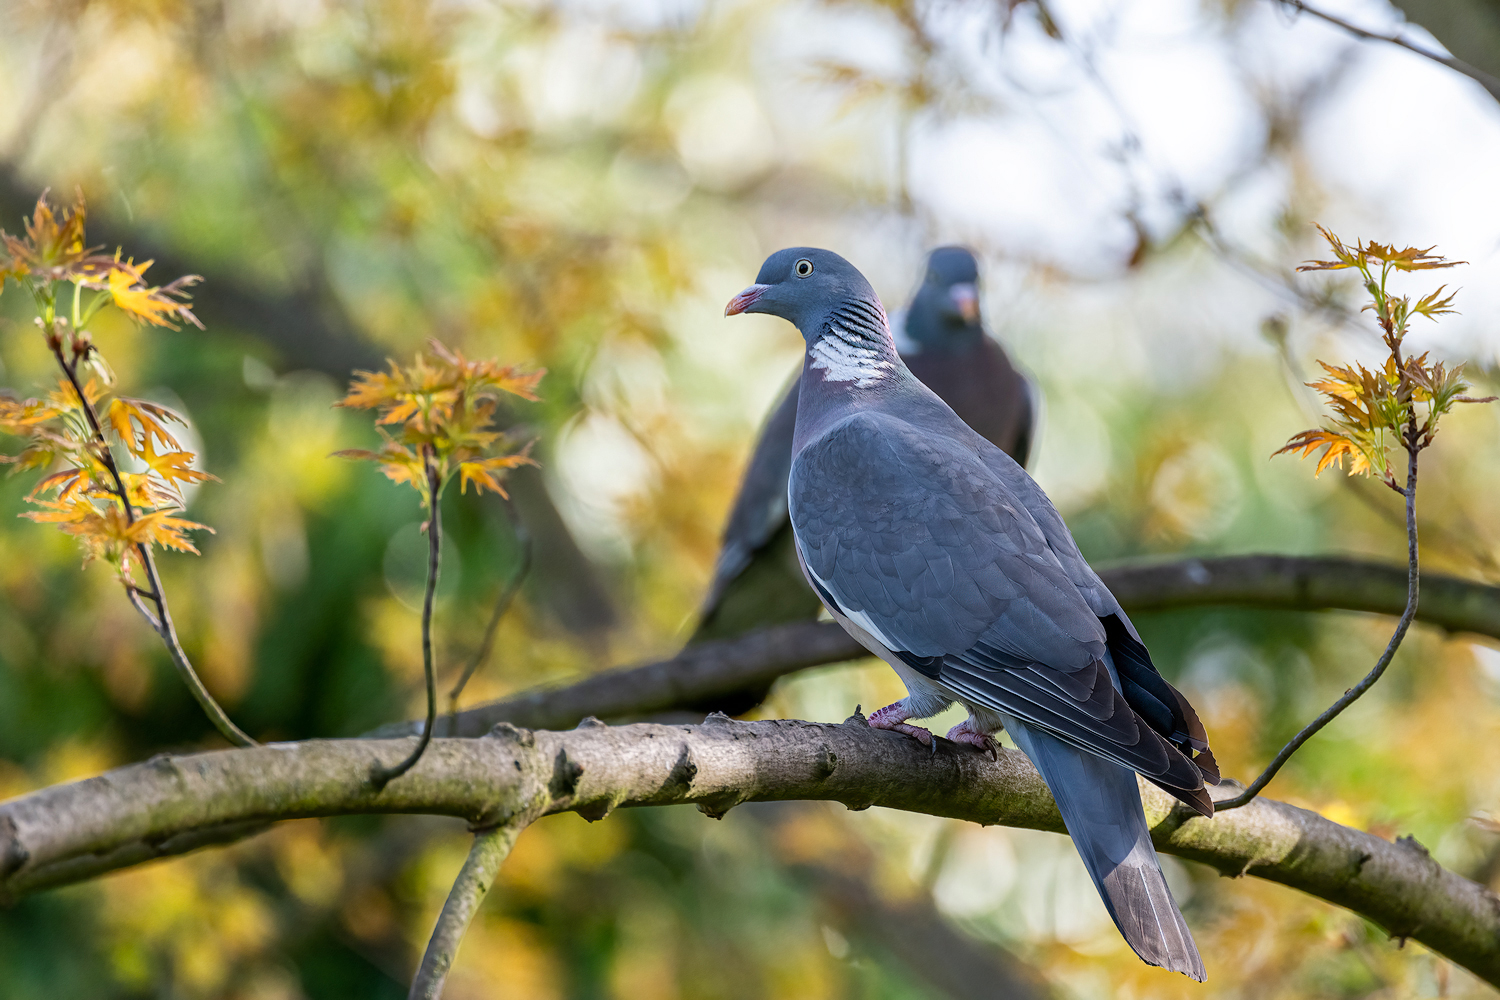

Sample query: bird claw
[945,720,1001,761]
[869,702,935,749]
[891,722,935,748]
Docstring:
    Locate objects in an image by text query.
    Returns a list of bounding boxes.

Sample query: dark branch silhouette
[373,554,1500,740]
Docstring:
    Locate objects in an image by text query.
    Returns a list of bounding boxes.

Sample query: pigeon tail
[1003,714,1206,982]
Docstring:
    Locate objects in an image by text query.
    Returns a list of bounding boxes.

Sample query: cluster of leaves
[0,193,213,583]
[1276,226,1495,489]
[0,193,203,331]
[335,340,543,505]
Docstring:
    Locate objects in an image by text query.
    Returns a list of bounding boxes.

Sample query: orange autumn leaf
[336,340,542,505]
[1274,428,1375,477]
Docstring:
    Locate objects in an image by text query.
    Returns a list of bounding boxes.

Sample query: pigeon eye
[794,258,814,277]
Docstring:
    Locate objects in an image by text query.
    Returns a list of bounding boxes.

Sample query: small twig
[447,512,531,714]
[48,333,256,748]
[408,820,528,1000]
[1221,420,1420,810]
[1273,0,1500,105]
[372,454,443,788]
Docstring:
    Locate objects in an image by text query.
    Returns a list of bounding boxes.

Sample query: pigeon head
[725,248,883,342]
[905,246,983,352]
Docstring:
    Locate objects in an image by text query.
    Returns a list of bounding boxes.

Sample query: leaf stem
[372,451,442,788]
[1220,422,1419,811]
[47,333,256,747]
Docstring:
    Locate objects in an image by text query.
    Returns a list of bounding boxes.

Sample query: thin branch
[448,513,531,713]
[1221,370,1424,811]
[372,554,1499,740]
[371,455,443,788]
[1274,0,1500,105]
[408,819,529,1000]
[2,718,1497,984]
[47,333,256,748]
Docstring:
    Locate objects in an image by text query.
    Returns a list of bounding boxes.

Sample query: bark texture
[2,717,1497,984]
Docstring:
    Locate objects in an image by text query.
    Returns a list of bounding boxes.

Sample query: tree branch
[2,717,1497,984]
[408,819,530,1000]
[375,555,1500,739]
[1275,0,1500,104]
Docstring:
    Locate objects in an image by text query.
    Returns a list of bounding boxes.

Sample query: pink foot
[946,718,1001,761]
[869,701,934,749]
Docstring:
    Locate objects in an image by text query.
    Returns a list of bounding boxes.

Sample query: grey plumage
[696,247,1035,655]
[727,247,1217,980]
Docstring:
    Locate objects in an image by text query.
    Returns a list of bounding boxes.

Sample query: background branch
[448,514,531,712]
[1276,0,1500,104]
[2,718,1497,984]
[377,554,1500,739]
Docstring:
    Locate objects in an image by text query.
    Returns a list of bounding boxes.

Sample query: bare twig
[3,719,1498,984]
[408,819,530,1000]
[47,333,256,748]
[1220,446,1420,809]
[447,513,531,713]
[371,455,443,787]
[1273,0,1500,104]
[1222,272,1433,809]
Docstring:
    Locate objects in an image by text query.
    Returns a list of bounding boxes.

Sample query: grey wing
[790,412,1209,808]
[969,426,1219,782]
[972,428,1121,622]
[700,370,801,615]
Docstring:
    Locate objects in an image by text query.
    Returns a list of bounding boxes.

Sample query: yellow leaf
[136,432,218,498]
[107,397,186,453]
[105,263,202,329]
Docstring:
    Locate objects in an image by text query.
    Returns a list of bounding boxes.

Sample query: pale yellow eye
[795,258,814,277]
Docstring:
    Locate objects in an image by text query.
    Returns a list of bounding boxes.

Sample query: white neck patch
[809,320,894,388]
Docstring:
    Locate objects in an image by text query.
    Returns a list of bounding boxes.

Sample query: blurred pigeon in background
[694,248,1037,674]
[725,247,1218,980]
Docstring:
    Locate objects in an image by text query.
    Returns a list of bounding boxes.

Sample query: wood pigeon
[726,247,1219,980]
[695,247,1037,656]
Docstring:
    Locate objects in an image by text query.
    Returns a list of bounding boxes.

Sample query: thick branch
[379,554,1500,738]
[2,718,1497,984]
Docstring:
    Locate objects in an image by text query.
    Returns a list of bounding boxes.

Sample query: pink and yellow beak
[949,282,979,324]
[725,283,771,316]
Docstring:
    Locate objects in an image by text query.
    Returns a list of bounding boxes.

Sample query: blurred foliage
[0,1,1498,999]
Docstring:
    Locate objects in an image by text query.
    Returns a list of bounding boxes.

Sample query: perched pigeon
[694,247,1037,655]
[726,248,1219,980]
